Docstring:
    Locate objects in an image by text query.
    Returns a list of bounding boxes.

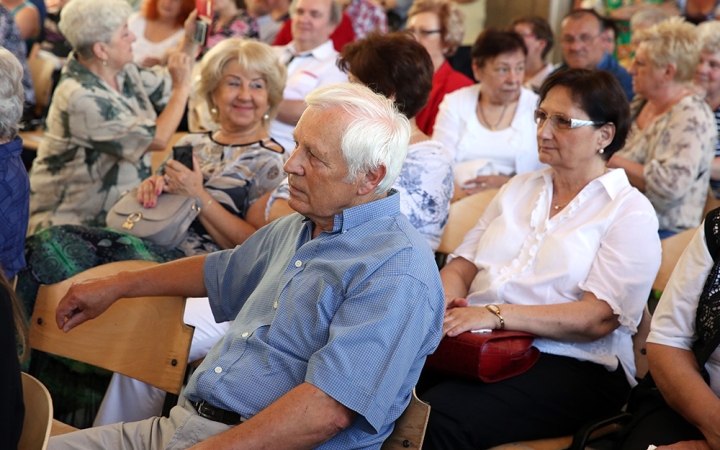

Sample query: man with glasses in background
[554,9,634,100]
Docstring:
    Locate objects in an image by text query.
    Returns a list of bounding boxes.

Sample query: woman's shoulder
[406,140,453,168]
[518,87,539,109]
[443,83,480,103]
[601,169,658,217]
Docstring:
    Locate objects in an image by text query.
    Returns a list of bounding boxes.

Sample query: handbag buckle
[123,212,143,230]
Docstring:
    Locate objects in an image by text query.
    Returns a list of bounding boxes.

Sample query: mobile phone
[191,20,209,46]
[192,0,213,46]
[172,145,194,170]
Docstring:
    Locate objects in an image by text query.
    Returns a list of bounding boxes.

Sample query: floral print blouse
[199,10,259,59]
[28,55,173,234]
[617,94,717,233]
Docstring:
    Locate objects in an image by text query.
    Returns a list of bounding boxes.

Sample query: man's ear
[357,165,387,196]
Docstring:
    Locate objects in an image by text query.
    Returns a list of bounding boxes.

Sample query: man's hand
[55,275,124,332]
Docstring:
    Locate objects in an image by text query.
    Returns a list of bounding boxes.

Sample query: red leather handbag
[424,330,540,383]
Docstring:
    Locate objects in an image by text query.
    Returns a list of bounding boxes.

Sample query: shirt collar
[540,167,628,201]
[303,189,401,235]
[285,39,335,59]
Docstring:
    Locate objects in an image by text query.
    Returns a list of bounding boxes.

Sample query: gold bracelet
[485,304,505,330]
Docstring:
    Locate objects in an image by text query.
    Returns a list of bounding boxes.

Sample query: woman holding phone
[17,38,288,428]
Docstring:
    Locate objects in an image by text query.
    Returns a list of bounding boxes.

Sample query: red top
[272,13,356,52]
[416,60,474,136]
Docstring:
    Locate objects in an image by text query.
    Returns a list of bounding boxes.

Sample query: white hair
[305,83,411,196]
[698,20,720,54]
[59,0,132,60]
[0,49,25,141]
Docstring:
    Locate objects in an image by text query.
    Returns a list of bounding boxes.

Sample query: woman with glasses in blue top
[420,69,662,449]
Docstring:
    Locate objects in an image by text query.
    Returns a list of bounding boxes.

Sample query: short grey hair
[305,83,411,196]
[289,0,342,26]
[634,16,700,84]
[698,20,720,54]
[59,0,132,60]
[630,6,669,31]
[0,49,25,141]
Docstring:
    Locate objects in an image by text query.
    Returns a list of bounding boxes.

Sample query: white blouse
[128,13,185,66]
[452,168,661,385]
[648,225,720,397]
[432,85,544,176]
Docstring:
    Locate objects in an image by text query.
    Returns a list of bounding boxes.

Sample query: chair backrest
[18,372,53,450]
[652,227,697,293]
[704,188,720,219]
[381,389,430,450]
[27,55,55,113]
[29,260,194,394]
[436,188,499,256]
[151,132,188,173]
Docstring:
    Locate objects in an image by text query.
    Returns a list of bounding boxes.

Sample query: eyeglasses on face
[560,33,599,45]
[533,109,604,130]
[406,28,442,37]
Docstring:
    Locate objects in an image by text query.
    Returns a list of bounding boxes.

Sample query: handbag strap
[694,208,720,375]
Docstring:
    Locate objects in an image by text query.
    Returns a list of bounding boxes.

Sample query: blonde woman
[609,17,716,238]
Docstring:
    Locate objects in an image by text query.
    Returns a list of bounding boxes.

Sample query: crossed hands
[443,298,499,337]
[136,156,204,208]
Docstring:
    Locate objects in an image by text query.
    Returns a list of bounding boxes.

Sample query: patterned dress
[0,4,35,104]
[617,94,717,233]
[28,54,173,233]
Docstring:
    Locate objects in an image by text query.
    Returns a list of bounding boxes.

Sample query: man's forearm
[275,100,307,126]
[189,382,356,450]
[121,255,209,299]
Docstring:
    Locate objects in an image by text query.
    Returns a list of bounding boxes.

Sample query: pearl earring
[102,60,107,66]
[211,107,218,114]
[598,148,605,154]
[263,113,269,120]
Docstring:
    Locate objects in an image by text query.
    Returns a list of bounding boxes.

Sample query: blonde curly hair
[634,16,700,84]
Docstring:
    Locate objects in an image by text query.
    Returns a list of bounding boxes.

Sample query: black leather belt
[191,400,244,425]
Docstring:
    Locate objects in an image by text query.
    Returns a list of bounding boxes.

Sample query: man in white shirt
[270,0,348,152]
[246,0,289,44]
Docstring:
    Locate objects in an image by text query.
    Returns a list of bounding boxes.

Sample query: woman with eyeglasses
[609,18,716,239]
[432,28,545,198]
[405,0,473,137]
[420,69,662,449]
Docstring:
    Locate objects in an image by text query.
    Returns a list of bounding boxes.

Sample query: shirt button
[294,260,302,267]
[214,366,222,374]
[241,332,249,338]
[273,301,278,309]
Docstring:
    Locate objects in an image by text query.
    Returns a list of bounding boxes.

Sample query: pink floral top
[200,10,259,59]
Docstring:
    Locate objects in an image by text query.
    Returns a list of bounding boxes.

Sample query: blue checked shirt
[184,190,445,449]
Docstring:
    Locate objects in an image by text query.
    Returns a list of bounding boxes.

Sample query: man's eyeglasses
[406,28,442,37]
[560,33,600,45]
[533,109,604,130]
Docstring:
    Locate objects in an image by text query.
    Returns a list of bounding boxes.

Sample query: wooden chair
[18,372,53,450]
[29,260,194,435]
[704,188,720,218]
[437,188,499,257]
[27,52,56,117]
[381,389,430,450]
[652,227,697,294]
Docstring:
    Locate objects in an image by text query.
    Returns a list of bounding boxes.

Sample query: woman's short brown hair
[338,32,433,119]
[471,28,527,69]
[408,0,464,57]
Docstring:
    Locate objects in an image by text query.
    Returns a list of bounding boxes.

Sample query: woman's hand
[183,9,198,39]
[164,156,205,198]
[167,51,192,89]
[657,440,712,450]
[461,175,510,195]
[443,299,498,337]
[137,175,167,207]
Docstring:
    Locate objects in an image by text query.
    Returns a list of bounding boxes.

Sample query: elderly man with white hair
[49,82,445,450]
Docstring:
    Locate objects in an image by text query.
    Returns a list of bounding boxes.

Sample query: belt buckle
[197,401,219,419]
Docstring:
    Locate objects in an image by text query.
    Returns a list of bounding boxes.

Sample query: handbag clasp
[123,212,143,230]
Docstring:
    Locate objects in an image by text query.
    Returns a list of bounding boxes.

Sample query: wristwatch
[485,304,505,330]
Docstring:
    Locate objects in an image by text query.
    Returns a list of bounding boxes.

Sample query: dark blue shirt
[554,52,634,102]
[0,137,29,279]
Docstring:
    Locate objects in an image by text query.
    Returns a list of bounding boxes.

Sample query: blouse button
[214,366,222,374]
[294,260,302,268]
